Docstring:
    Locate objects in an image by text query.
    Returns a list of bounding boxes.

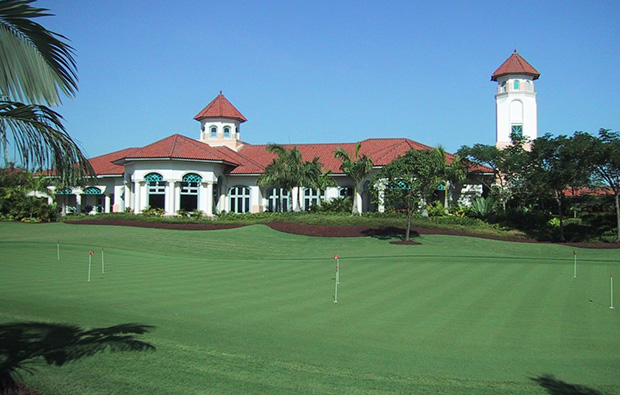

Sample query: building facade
[49,52,538,215]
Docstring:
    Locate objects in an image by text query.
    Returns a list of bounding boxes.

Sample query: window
[229,186,250,213]
[513,80,520,90]
[180,173,202,211]
[339,187,353,198]
[500,81,507,93]
[303,188,324,210]
[223,127,231,138]
[266,188,290,212]
[210,126,217,138]
[526,81,532,91]
[511,124,523,138]
[145,173,165,209]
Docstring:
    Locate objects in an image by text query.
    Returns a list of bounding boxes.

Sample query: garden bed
[67,219,620,248]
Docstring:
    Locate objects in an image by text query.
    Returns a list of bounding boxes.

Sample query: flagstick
[334,255,340,304]
[88,254,92,282]
[57,241,60,261]
[611,272,614,310]
[101,248,105,274]
[573,251,577,279]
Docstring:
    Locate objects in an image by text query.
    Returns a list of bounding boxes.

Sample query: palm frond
[0,0,77,105]
[0,100,94,184]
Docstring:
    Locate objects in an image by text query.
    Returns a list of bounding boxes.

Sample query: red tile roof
[111,134,241,165]
[193,92,247,122]
[230,138,456,175]
[89,147,140,175]
[91,135,491,177]
[491,51,540,81]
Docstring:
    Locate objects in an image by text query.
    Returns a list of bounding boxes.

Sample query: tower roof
[193,91,247,122]
[491,51,540,81]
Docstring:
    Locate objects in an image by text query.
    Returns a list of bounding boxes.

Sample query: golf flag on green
[611,271,614,310]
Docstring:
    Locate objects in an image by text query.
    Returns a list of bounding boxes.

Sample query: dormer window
[223,127,231,138]
[210,126,217,138]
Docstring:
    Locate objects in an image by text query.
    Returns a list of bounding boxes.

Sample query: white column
[104,195,111,213]
[135,181,142,213]
[203,182,213,216]
[76,194,82,214]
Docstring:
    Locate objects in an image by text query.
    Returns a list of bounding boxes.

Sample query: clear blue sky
[39,0,619,158]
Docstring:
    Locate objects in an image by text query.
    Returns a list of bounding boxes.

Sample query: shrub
[425,201,446,217]
[309,197,352,213]
[470,197,496,219]
[141,206,165,217]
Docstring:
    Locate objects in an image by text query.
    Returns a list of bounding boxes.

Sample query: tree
[334,142,373,215]
[457,137,529,212]
[433,145,467,210]
[0,322,154,391]
[583,129,620,242]
[529,134,590,241]
[0,0,93,184]
[258,144,327,211]
[374,149,444,241]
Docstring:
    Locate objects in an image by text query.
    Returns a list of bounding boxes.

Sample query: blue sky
[39,0,619,158]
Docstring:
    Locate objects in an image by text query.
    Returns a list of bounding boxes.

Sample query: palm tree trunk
[615,191,620,242]
[352,184,358,215]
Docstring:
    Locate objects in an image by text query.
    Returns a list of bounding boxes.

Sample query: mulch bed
[66,219,620,249]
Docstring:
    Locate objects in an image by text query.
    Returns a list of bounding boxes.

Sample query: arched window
[180,173,202,211]
[526,80,532,91]
[303,188,324,210]
[266,187,290,212]
[145,173,165,209]
[223,126,231,138]
[82,186,102,195]
[229,186,250,213]
[210,126,217,138]
[513,80,520,90]
[500,81,507,93]
[339,187,353,198]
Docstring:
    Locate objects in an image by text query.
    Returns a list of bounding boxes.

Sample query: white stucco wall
[495,74,537,148]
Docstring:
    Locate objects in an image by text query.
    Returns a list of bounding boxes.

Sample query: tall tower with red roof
[491,51,540,149]
[194,91,247,151]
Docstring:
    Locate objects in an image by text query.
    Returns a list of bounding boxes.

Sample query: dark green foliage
[0,168,56,222]
[308,197,352,213]
[0,322,154,392]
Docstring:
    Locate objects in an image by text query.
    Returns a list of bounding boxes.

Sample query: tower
[491,51,540,149]
[194,91,247,151]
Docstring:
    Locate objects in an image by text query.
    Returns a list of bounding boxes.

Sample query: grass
[62,211,528,240]
[0,222,618,394]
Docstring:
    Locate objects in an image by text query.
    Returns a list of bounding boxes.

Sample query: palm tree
[0,0,93,185]
[334,142,374,214]
[258,144,326,211]
[434,145,467,210]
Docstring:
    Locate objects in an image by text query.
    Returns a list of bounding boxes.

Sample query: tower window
[210,126,217,137]
[511,125,523,139]
[513,80,520,90]
[223,127,231,138]
[500,81,507,93]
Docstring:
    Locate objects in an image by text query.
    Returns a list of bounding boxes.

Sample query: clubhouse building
[51,51,539,216]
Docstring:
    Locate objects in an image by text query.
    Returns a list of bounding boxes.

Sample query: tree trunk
[556,191,565,242]
[405,208,412,241]
[351,184,359,215]
[615,192,620,242]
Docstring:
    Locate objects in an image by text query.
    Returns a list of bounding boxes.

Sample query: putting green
[0,222,618,394]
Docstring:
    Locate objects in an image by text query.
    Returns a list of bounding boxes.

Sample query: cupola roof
[193,91,247,122]
[491,50,540,81]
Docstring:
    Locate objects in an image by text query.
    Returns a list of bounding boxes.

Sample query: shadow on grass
[0,322,155,392]
[361,227,420,241]
[531,374,602,395]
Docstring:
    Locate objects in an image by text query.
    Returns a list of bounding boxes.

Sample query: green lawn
[0,222,618,394]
